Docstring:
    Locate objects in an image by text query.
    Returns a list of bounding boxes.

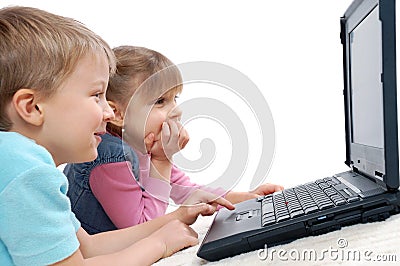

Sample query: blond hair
[107,46,182,136]
[0,6,116,131]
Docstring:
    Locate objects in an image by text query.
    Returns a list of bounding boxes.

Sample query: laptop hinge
[351,165,388,189]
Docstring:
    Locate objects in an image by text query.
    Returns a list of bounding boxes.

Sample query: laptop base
[197,172,400,261]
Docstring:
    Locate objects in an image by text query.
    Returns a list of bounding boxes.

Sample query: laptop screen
[350,5,384,149]
[341,0,399,189]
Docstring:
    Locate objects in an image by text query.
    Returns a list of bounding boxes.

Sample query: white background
[3,0,397,191]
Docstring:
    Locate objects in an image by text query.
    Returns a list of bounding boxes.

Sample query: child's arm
[89,162,170,228]
[53,220,198,265]
[169,169,283,206]
[225,183,284,204]
[149,157,172,182]
[144,119,189,182]
[169,166,227,204]
[171,166,279,210]
[145,119,189,193]
[79,202,216,254]
[54,201,229,265]
[88,119,190,229]
[143,120,185,184]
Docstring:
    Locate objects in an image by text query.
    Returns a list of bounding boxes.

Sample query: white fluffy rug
[155,212,400,266]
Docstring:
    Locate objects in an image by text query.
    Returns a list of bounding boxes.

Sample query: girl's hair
[0,6,116,131]
[107,46,183,136]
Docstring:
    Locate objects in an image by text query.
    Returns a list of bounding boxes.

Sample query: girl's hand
[225,183,284,204]
[250,183,284,196]
[171,190,235,225]
[145,119,189,161]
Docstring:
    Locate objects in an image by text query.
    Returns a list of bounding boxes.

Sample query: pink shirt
[89,151,226,229]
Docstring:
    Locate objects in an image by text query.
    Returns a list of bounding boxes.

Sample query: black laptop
[197,0,400,261]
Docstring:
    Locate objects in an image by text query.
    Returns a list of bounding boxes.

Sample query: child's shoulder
[0,131,55,189]
[0,131,52,161]
[97,132,138,170]
[98,132,133,158]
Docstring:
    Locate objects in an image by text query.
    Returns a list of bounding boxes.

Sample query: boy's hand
[148,220,198,258]
[172,203,215,225]
[144,119,189,161]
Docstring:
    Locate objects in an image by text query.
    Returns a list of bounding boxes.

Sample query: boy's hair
[0,6,116,131]
[107,46,183,136]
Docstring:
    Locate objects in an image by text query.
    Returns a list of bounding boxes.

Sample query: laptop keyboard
[261,177,360,226]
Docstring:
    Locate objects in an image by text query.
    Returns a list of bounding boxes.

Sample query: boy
[0,6,233,265]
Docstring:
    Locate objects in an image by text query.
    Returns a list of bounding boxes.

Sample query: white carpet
[155,212,400,265]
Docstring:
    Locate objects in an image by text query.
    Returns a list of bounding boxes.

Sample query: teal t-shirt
[0,132,81,265]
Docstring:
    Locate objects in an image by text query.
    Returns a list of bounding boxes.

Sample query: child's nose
[103,102,115,122]
[168,105,182,121]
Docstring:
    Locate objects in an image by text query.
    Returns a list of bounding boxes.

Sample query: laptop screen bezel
[341,0,399,190]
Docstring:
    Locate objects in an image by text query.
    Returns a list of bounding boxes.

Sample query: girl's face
[124,89,182,153]
[146,90,182,141]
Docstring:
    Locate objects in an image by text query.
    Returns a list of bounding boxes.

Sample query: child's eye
[94,92,104,98]
[93,92,105,102]
[155,97,165,105]
[174,95,179,102]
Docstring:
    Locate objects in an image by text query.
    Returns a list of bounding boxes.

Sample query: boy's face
[38,53,114,165]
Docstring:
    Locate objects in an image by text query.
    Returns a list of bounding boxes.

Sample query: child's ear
[107,100,124,127]
[12,89,44,126]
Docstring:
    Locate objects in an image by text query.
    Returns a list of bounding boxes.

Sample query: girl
[64,46,283,234]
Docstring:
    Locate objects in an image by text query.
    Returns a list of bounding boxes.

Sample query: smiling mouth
[94,132,106,137]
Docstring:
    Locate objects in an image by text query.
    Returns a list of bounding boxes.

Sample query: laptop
[197,0,400,261]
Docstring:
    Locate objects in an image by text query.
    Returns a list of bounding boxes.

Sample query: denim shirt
[64,133,139,234]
